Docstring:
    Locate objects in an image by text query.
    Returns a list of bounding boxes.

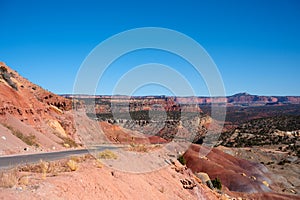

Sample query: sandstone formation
[0,62,77,155]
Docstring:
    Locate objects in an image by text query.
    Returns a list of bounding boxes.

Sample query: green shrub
[177,154,186,165]
[211,177,222,190]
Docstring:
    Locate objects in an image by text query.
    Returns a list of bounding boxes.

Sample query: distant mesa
[231,92,252,97]
[65,92,300,107]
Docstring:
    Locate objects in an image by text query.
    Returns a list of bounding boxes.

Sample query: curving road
[0,146,120,169]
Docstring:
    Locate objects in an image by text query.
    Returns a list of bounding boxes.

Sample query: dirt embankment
[0,154,220,200]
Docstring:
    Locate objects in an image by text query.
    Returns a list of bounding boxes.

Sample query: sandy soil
[0,156,220,200]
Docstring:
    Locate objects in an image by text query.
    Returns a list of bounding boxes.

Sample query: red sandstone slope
[99,121,167,144]
[0,62,78,155]
[185,144,271,193]
[184,144,300,199]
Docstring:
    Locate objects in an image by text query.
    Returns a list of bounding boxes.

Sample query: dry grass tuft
[20,160,49,174]
[3,124,39,147]
[18,175,29,186]
[128,144,149,152]
[40,160,48,179]
[19,156,88,177]
[61,137,78,148]
[0,155,91,188]
[97,149,118,159]
[67,160,78,171]
[0,169,19,188]
[70,154,92,163]
[95,159,103,168]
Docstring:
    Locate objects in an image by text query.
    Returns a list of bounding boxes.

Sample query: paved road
[0,146,119,169]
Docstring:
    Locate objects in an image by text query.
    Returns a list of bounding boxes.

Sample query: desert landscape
[1,1,299,199]
[0,62,299,200]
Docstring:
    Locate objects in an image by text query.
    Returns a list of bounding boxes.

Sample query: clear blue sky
[1,0,300,96]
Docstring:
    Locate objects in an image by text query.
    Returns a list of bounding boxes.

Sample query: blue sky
[1,0,300,96]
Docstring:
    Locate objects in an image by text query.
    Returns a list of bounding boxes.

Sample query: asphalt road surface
[0,146,118,169]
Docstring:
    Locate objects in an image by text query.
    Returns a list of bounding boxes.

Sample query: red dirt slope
[0,62,78,155]
[184,144,300,199]
[99,121,167,144]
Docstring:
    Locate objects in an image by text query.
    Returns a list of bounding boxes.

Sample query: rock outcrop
[0,62,77,155]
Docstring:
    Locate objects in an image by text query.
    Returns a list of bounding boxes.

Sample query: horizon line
[58,92,300,98]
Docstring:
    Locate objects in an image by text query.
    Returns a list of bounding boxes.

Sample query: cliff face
[0,62,77,155]
[226,93,300,105]
[67,93,300,113]
[183,93,300,105]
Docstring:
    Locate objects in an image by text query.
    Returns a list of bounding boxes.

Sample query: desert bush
[0,169,19,188]
[128,144,148,152]
[67,160,78,171]
[177,154,186,165]
[18,175,29,186]
[21,134,38,147]
[95,159,103,168]
[40,160,49,179]
[58,136,78,148]
[3,124,39,147]
[97,149,118,159]
[19,158,82,176]
[211,177,222,190]
[20,160,49,174]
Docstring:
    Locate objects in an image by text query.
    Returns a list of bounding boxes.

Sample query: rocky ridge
[0,62,78,155]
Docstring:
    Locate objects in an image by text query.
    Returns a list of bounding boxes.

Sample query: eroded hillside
[0,62,79,155]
